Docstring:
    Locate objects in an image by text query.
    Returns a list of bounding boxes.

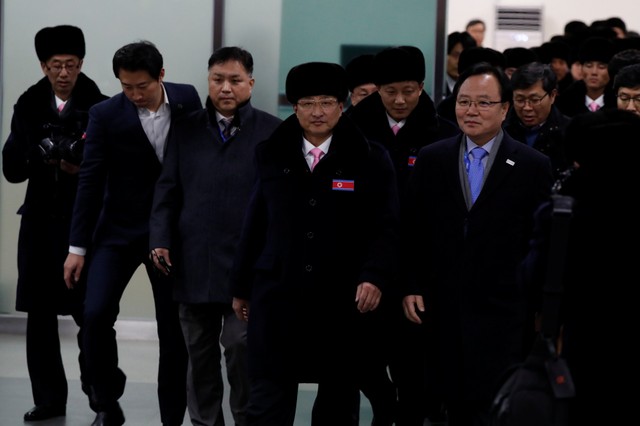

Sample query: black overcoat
[349,91,459,200]
[231,113,400,382]
[2,74,108,313]
[403,132,553,404]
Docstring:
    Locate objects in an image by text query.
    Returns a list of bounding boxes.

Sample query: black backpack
[490,194,576,426]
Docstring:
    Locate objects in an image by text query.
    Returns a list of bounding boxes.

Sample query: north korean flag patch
[408,156,416,167]
[332,179,355,191]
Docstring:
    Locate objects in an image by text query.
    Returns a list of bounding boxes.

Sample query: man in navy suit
[402,63,553,426]
[63,41,202,426]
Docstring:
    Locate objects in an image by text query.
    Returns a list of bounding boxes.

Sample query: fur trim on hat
[286,62,348,104]
[35,25,85,62]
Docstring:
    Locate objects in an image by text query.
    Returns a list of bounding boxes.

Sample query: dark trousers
[180,303,248,426]
[82,240,187,425]
[26,309,85,407]
[356,306,397,426]
[247,378,359,426]
[390,313,435,426]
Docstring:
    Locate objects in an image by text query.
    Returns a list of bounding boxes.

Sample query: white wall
[447,0,640,49]
[223,0,283,114]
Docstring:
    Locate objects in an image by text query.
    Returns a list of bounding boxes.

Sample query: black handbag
[490,194,576,426]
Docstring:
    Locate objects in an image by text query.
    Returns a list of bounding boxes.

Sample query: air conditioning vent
[496,7,542,31]
[494,5,544,51]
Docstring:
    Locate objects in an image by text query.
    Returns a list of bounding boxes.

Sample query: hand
[60,159,80,175]
[355,282,381,313]
[150,248,172,276]
[232,298,250,321]
[63,253,85,289]
[403,295,425,324]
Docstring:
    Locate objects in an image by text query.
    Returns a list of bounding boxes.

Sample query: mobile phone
[157,255,171,275]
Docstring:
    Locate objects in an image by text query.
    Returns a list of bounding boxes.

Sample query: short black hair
[454,62,512,103]
[112,40,163,80]
[208,46,254,75]
[510,62,557,93]
[466,19,485,30]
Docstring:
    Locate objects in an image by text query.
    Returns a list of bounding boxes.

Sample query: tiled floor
[0,314,374,426]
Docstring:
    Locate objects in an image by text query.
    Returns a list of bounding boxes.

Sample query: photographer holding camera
[2,25,108,422]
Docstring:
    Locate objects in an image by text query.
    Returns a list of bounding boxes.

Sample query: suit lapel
[477,134,519,203]
[444,134,469,211]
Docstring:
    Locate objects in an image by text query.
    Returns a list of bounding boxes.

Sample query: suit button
[306,232,314,239]
[305,264,313,272]
[309,198,316,206]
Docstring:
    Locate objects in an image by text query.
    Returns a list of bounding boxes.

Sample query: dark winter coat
[403,132,553,404]
[555,79,617,117]
[348,91,460,201]
[2,73,108,313]
[149,100,282,304]
[503,105,571,178]
[231,113,400,382]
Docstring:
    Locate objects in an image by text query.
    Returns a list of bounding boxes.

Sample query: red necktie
[58,102,66,113]
[392,124,400,135]
[589,102,600,112]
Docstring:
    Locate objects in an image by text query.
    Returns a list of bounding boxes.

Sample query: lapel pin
[506,159,515,166]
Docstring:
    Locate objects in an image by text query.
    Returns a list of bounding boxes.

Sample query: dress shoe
[23,405,66,421]
[91,404,125,426]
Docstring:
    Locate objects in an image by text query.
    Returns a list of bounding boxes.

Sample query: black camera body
[39,123,85,166]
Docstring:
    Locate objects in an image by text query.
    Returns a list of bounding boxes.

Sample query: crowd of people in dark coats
[3,14,640,426]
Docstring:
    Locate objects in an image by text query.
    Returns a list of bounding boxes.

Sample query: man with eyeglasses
[613,63,640,116]
[63,41,202,426]
[401,62,552,426]
[503,62,571,178]
[230,61,399,425]
[2,25,108,422]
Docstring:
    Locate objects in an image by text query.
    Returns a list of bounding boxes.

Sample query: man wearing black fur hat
[539,39,574,94]
[555,36,617,117]
[345,53,378,109]
[2,24,108,422]
[230,61,400,425]
[348,45,459,425]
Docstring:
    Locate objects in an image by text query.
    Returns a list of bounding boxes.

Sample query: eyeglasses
[46,61,80,74]
[456,99,503,110]
[297,98,339,112]
[513,92,549,107]
[617,94,640,107]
